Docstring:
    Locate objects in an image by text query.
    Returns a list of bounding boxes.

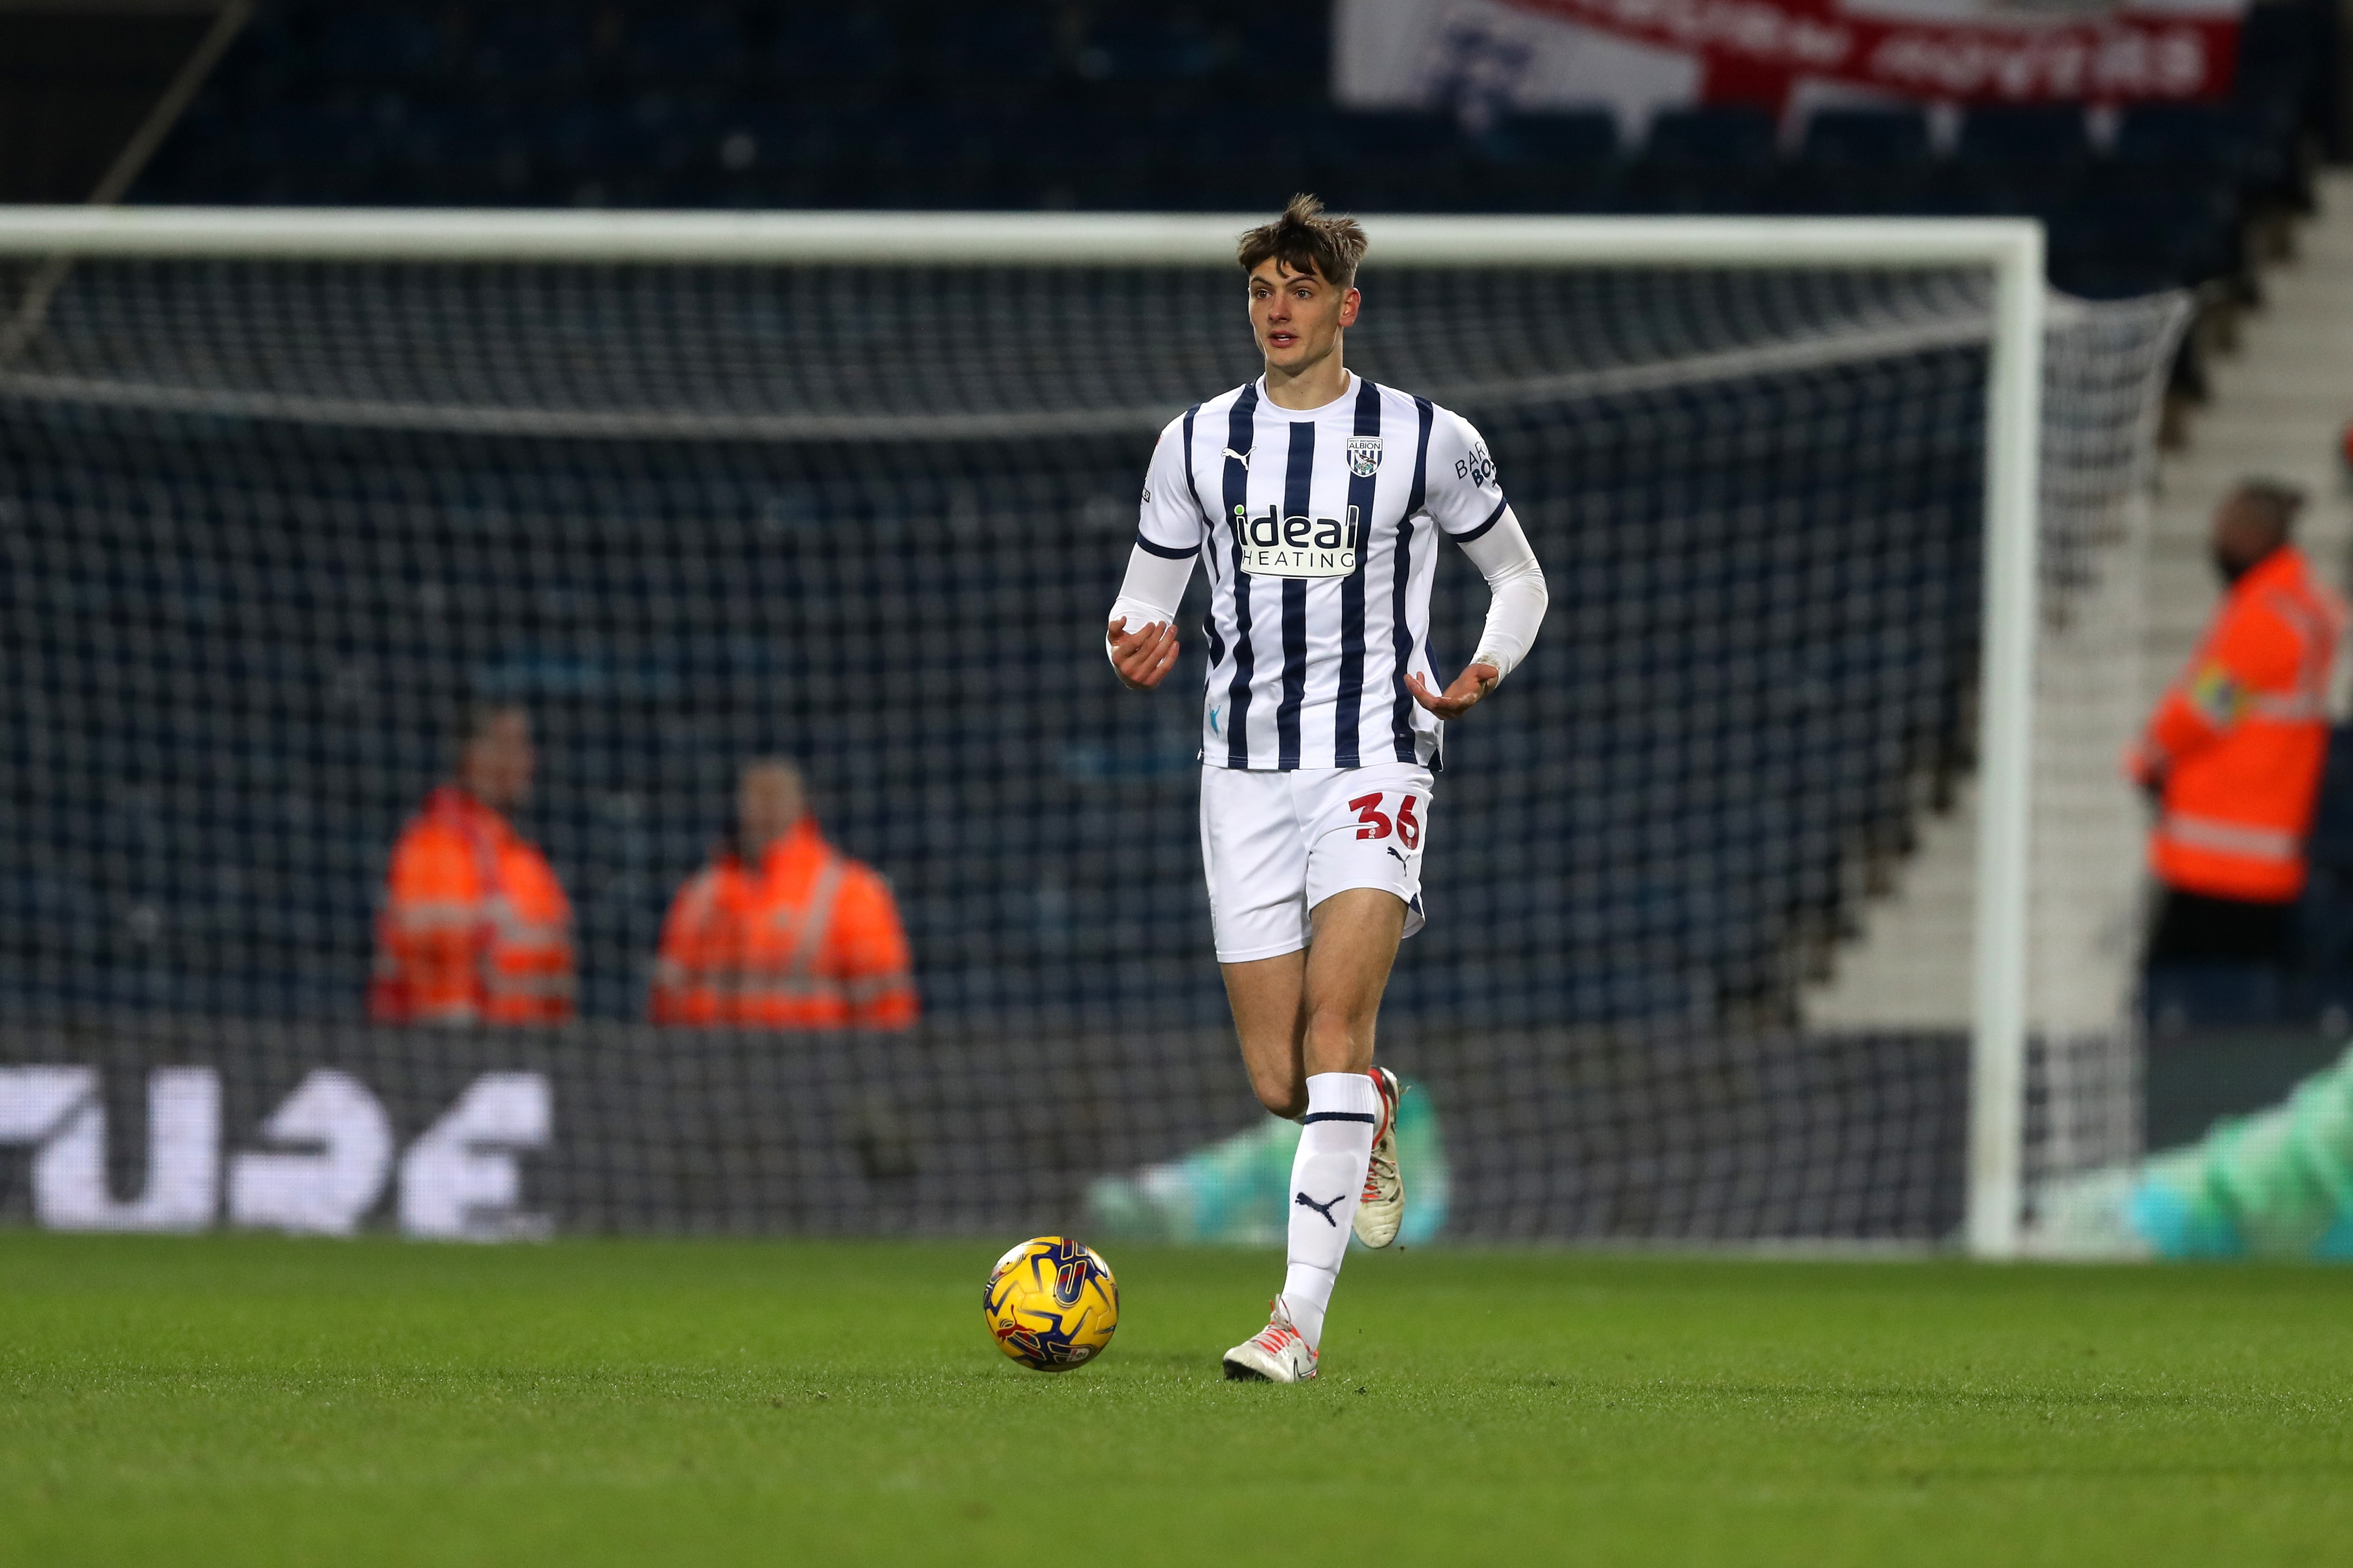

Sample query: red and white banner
[1335,0,2243,122]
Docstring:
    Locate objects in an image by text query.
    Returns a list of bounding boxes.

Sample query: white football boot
[1221,1300,1319,1382]
[1352,1066,1405,1249]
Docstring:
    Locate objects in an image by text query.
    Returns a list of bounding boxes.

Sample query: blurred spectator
[651,758,918,1029]
[2130,481,2345,964]
[369,703,577,1025]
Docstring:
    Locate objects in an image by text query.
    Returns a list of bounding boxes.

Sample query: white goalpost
[0,207,2177,1254]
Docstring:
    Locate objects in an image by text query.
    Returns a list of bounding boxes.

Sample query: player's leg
[1300,764,1429,1250]
[1223,891,1406,1381]
[1297,887,1405,1074]
[1214,768,1424,1381]
[1286,889,1406,1324]
[1298,890,1407,1249]
[1221,951,1308,1119]
[1226,894,1415,1382]
[1219,804,1421,1119]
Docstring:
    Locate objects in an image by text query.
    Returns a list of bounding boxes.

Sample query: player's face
[460,710,534,812]
[738,763,805,857]
[1247,259,1358,374]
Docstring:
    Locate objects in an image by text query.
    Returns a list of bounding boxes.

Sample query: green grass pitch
[4,1232,2351,1566]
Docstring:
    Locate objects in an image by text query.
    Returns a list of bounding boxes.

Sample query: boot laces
[1251,1302,1304,1356]
[1361,1144,1399,1204]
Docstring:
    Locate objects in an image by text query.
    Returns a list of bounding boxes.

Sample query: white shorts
[1198,761,1433,963]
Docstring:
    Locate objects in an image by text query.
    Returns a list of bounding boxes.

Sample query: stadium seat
[1955,103,2093,169]
[1927,106,2090,216]
[2286,728,2353,981]
[240,102,381,177]
[1074,12,1225,84]
[1470,111,1620,213]
[2052,167,2242,296]
[137,0,2338,295]
[544,99,721,203]
[769,10,901,90]
[1162,106,1312,212]
[2145,963,2288,1031]
[466,8,595,92]
[618,9,747,86]
[921,7,1056,86]
[1237,10,1330,85]
[2236,0,2327,116]
[386,102,540,203]
[865,104,1009,208]
[1778,107,1932,214]
[2230,90,2318,214]
[1019,105,1168,209]
[713,104,848,207]
[1622,107,1778,213]
[1312,112,1471,212]
[2114,103,2249,183]
[1802,106,1931,167]
[314,8,446,88]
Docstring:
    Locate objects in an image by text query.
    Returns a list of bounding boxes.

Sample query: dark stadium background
[1,0,2349,1200]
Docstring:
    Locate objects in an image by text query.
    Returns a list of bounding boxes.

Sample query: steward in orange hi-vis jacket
[651,759,918,1029]
[369,706,576,1025]
[2129,485,2344,929]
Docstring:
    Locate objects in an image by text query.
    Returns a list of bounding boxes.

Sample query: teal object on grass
[2130,1043,2353,1259]
[1086,1080,1449,1247]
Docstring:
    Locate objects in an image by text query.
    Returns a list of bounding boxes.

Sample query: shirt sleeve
[649,869,717,1024]
[1457,508,1547,682]
[2138,597,2311,767]
[1108,416,1204,666]
[378,824,482,1023]
[1420,407,1509,541]
[829,866,919,1029]
[1136,414,1208,560]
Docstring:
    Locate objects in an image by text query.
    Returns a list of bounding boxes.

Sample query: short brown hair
[2231,477,2306,539]
[450,699,527,762]
[1237,194,1369,292]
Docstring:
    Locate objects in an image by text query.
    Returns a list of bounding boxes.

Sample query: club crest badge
[1346,436,1383,478]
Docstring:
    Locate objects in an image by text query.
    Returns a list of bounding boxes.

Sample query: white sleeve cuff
[1106,543,1196,670]
[1457,508,1547,682]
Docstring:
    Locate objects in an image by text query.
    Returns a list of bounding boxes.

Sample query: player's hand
[1109,617,1179,691]
[1408,662,1499,720]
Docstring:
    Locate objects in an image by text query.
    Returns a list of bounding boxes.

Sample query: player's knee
[1249,1072,1307,1119]
[1300,999,1369,1074]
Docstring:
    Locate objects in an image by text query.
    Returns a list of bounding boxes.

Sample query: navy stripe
[1178,405,1210,526]
[1454,496,1510,544]
[1391,397,1435,763]
[1301,1112,1379,1125]
[1180,405,1227,700]
[1274,421,1314,769]
[1334,378,1382,768]
[1220,385,1259,768]
[1424,633,1448,774]
[1133,530,1196,560]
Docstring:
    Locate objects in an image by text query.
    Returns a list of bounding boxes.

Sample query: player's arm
[1108,418,1204,691]
[2126,601,2303,788]
[1408,414,1547,720]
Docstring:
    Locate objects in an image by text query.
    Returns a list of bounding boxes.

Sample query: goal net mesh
[0,247,2186,1244]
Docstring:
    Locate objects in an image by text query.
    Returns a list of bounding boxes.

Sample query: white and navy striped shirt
[1135,372,1509,771]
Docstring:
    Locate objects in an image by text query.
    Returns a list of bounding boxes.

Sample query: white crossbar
[0,204,2035,271]
[0,204,2045,1255]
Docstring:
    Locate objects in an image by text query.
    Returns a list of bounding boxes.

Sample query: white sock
[1279,1071,1381,1353]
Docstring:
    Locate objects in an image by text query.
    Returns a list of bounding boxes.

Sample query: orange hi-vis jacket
[2129,546,2344,902]
[650,817,918,1029]
[369,786,577,1025]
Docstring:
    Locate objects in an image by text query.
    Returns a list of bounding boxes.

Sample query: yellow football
[983,1236,1120,1372]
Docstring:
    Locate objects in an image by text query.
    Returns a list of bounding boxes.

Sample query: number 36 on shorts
[1349,791,1423,850]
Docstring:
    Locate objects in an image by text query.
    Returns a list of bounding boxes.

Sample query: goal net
[0,213,2186,1249]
